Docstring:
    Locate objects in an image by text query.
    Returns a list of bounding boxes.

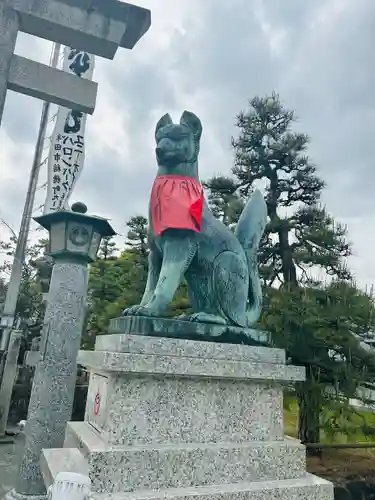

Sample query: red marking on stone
[93,390,101,416]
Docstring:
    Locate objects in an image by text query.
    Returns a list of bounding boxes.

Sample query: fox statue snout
[155,137,182,165]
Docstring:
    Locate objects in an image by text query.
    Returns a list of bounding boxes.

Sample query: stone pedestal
[40,319,334,500]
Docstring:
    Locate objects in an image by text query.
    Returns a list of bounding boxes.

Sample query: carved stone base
[39,333,333,500]
[109,315,271,346]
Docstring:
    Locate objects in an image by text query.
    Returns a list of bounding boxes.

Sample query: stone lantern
[34,201,114,263]
[6,203,115,500]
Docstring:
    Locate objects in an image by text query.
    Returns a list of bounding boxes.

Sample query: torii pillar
[0,0,151,122]
[0,0,150,499]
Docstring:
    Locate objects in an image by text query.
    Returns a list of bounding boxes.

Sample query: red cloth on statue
[151,175,204,236]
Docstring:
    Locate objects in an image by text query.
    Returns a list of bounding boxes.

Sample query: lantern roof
[34,202,116,238]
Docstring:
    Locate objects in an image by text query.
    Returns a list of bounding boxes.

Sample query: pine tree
[204,93,370,446]
[126,215,149,255]
[86,250,148,346]
[229,92,350,286]
[0,236,47,346]
[262,281,375,445]
[203,176,244,228]
[98,236,118,260]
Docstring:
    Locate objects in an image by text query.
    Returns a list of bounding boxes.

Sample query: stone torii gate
[0,1,150,495]
[0,0,151,122]
[0,0,150,338]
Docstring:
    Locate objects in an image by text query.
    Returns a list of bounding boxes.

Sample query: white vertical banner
[44,47,95,214]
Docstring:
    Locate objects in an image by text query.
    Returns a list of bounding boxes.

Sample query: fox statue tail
[234,189,268,327]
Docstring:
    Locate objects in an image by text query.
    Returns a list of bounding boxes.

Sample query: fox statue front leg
[136,235,197,317]
[123,232,197,318]
[122,251,161,316]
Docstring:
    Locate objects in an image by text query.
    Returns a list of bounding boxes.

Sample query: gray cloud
[1,0,375,286]
[2,92,42,145]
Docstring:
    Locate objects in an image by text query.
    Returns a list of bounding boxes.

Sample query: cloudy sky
[0,0,374,288]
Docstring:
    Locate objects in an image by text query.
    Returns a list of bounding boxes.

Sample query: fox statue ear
[155,113,173,139]
[180,111,202,144]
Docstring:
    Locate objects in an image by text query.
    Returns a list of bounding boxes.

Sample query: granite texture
[101,377,284,445]
[78,350,304,382]
[109,317,271,346]
[95,333,285,364]
[14,262,88,497]
[0,0,151,125]
[89,441,305,493]
[12,0,151,58]
[8,54,97,114]
[63,422,306,493]
[78,335,304,445]
[89,475,334,500]
[63,336,332,500]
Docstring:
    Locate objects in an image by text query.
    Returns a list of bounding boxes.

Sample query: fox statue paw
[122,304,163,318]
[178,312,228,325]
[122,304,142,316]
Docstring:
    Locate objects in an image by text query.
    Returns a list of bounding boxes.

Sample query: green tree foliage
[262,281,375,444]
[204,93,375,446]
[85,249,148,348]
[126,215,149,255]
[98,236,118,260]
[203,176,244,228]
[86,220,151,347]
[0,235,46,345]
[206,93,350,287]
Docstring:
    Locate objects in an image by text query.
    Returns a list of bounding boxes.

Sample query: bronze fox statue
[123,111,268,326]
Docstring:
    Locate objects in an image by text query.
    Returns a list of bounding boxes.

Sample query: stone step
[91,474,333,500]
[65,422,307,494]
[95,332,286,364]
[40,447,89,489]
[77,349,303,382]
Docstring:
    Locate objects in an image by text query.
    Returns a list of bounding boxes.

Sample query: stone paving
[0,435,23,497]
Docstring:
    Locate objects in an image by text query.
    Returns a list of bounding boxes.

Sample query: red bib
[151,175,204,236]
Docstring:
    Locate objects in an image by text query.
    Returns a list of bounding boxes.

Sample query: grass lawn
[284,396,375,482]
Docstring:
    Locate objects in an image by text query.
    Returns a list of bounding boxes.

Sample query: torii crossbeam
[0,0,151,120]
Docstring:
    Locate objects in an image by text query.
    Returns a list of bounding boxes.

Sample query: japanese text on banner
[44,47,95,214]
